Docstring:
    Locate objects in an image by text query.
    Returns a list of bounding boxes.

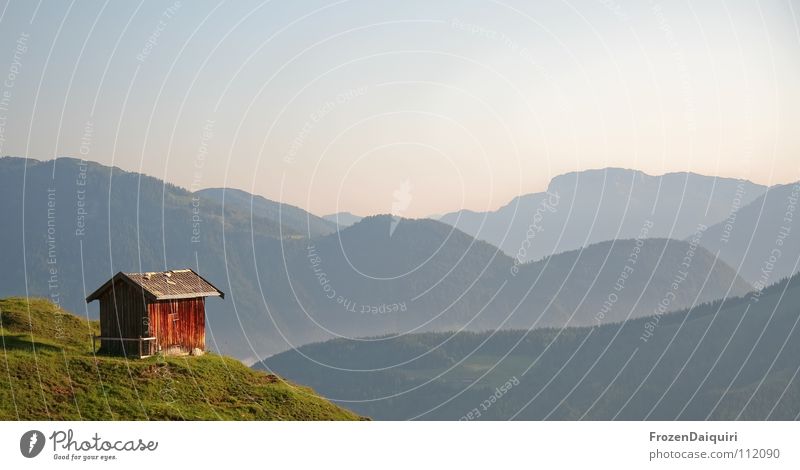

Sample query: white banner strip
[2,421,797,469]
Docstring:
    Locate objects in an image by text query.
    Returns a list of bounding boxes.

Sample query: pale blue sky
[1,0,798,216]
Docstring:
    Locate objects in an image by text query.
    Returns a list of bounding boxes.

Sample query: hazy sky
[0,0,798,217]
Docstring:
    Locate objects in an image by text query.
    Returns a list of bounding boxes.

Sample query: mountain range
[1,156,796,363]
[261,269,800,420]
[264,217,752,337]
[438,168,768,264]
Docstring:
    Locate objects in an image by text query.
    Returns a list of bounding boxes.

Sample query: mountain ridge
[323,211,363,228]
[196,187,338,238]
[439,167,768,264]
[0,156,760,360]
[699,181,800,285]
[260,270,800,420]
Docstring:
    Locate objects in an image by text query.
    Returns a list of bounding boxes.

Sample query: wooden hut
[86,269,224,358]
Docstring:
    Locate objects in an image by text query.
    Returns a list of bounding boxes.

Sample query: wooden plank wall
[148,297,205,353]
[98,280,149,356]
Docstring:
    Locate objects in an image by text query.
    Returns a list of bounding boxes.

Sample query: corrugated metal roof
[86,269,224,302]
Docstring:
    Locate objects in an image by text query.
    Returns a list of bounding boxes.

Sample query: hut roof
[86,269,225,302]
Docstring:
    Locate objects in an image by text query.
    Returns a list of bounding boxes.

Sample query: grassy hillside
[0,297,361,420]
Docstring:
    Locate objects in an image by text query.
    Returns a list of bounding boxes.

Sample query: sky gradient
[0,0,799,217]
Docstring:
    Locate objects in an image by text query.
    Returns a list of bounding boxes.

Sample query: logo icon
[20,430,45,458]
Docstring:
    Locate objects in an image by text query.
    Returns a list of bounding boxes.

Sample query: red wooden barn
[86,269,224,358]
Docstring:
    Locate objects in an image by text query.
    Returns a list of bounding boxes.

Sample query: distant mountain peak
[547,167,648,186]
[440,168,768,263]
[322,211,363,229]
